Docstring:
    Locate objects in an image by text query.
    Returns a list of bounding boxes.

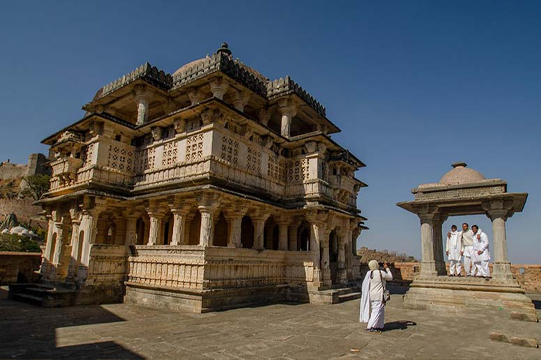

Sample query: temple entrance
[329,230,339,284]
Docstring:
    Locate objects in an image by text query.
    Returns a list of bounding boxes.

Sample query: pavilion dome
[172,43,268,82]
[439,162,486,185]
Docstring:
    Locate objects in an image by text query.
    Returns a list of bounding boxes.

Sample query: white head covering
[368,260,379,271]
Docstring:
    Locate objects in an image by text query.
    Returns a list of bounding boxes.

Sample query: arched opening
[213,212,228,247]
[96,211,115,244]
[264,216,279,250]
[329,230,339,284]
[188,211,201,245]
[297,221,311,251]
[241,216,254,249]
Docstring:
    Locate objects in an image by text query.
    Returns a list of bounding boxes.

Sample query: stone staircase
[309,284,361,304]
[8,283,77,307]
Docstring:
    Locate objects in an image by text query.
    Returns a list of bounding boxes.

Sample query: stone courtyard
[1,286,539,359]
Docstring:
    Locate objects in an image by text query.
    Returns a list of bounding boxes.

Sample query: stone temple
[19,43,368,312]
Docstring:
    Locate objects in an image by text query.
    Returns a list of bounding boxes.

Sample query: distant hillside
[357,246,417,264]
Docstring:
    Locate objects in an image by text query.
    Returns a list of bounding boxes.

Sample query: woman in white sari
[360,260,393,333]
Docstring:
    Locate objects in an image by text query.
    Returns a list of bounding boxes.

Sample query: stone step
[10,293,44,307]
[337,292,361,303]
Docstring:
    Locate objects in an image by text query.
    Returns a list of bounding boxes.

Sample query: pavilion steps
[309,284,361,304]
[8,283,77,307]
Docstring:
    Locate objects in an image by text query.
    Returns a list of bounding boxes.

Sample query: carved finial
[217,42,232,56]
[452,162,467,168]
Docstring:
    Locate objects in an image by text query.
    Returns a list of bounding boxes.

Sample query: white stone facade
[37,44,367,311]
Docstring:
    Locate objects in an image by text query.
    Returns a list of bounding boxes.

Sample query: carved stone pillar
[67,209,82,280]
[433,215,447,276]
[198,207,215,247]
[147,212,164,246]
[277,222,289,251]
[310,222,325,287]
[232,90,250,112]
[419,211,438,278]
[278,101,297,138]
[321,237,332,287]
[227,214,243,248]
[288,223,300,251]
[125,216,138,246]
[209,78,229,100]
[170,209,189,245]
[253,217,267,250]
[134,85,153,126]
[487,206,513,280]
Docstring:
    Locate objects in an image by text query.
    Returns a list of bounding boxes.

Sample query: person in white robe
[471,225,491,278]
[446,225,462,276]
[360,260,393,333]
[459,223,475,276]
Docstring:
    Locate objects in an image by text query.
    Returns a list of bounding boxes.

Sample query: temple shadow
[0,289,144,359]
[532,300,541,310]
[383,320,417,332]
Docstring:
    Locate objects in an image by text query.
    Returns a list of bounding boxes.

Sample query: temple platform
[403,275,538,322]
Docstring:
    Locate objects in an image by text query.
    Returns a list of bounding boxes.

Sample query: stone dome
[172,43,268,82]
[439,162,486,185]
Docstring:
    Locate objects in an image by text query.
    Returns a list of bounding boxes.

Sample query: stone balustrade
[85,244,129,285]
[127,246,315,291]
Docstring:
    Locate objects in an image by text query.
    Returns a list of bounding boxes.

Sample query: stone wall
[0,198,44,224]
[389,261,541,293]
[0,162,27,180]
[0,252,42,285]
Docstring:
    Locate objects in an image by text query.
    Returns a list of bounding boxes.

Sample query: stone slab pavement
[0,286,540,359]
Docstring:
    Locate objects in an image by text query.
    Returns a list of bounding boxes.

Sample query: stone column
[77,207,101,281]
[337,235,348,284]
[170,209,189,245]
[488,209,513,280]
[198,206,215,247]
[310,222,325,287]
[278,101,297,138]
[433,215,447,276]
[321,237,332,287]
[134,85,153,126]
[253,217,267,250]
[419,212,438,278]
[125,216,138,246]
[67,209,81,280]
[288,223,300,251]
[277,222,289,251]
[227,214,243,248]
[147,212,163,246]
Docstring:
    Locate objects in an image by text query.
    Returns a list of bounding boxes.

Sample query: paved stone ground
[0,287,540,359]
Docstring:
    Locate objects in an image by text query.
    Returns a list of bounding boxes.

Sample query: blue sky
[1,1,540,263]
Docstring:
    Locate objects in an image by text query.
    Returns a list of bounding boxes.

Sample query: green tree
[22,174,50,200]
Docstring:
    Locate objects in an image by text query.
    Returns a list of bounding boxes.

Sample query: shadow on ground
[384,320,417,332]
[0,287,143,359]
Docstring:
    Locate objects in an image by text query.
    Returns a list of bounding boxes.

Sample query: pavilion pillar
[433,215,447,276]
[67,210,81,280]
[278,99,296,138]
[337,234,347,284]
[147,212,164,246]
[321,236,332,287]
[134,85,153,126]
[170,209,189,245]
[277,222,289,251]
[310,222,324,287]
[288,223,299,251]
[227,214,243,248]
[198,207,215,247]
[419,211,438,278]
[124,215,139,246]
[486,201,514,280]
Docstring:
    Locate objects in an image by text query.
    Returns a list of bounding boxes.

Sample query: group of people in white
[446,222,491,278]
[359,222,492,333]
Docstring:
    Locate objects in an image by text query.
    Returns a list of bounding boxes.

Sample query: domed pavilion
[397,162,535,321]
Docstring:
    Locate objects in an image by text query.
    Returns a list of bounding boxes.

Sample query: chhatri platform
[403,275,538,322]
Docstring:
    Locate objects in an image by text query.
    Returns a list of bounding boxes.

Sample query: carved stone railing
[127,246,315,291]
[85,244,129,285]
[49,157,84,190]
[128,246,206,289]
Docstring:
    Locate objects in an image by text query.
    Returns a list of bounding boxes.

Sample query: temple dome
[172,43,268,82]
[439,162,486,185]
